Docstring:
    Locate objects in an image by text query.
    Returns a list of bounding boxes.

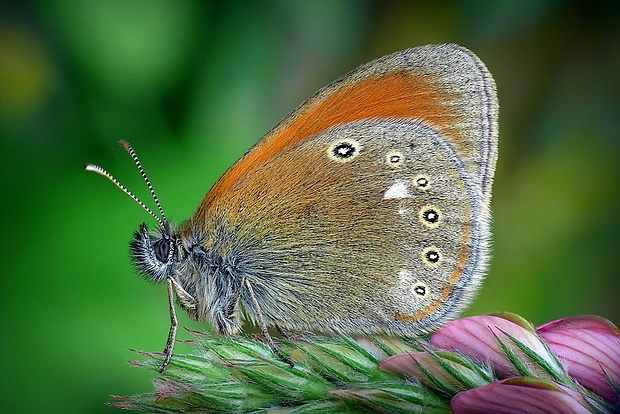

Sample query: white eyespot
[418,205,441,228]
[411,281,428,298]
[386,151,404,167]
[422,247,442,267]
[327,139,361,162]
[413,174,430,190]
[384,181,411,200]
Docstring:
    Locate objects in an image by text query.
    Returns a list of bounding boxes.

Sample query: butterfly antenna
[117,140,167,224]
[84,142,165,228]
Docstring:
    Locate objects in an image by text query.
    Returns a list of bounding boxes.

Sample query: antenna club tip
[84,163,97,171]
[118,140,130,150]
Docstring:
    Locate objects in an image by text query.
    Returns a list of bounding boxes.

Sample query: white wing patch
[384,181,411,200]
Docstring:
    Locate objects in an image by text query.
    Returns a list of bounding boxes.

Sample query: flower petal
[431,314,564,380]
[538,315,620,403]
[451,377,591,414]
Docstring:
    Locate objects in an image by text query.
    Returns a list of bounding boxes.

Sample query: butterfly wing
[198,44,497,214]
[191,44,498,335]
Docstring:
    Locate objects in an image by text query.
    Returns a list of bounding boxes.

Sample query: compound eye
[153,238,170,263]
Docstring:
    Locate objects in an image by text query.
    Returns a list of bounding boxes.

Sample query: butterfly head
[130,222,179,283]
[85,140,186,284]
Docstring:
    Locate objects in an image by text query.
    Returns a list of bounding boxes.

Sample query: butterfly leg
[224,278,244,319]
[160,277,178,372]
[160,277,198,372]
[244,278,294,368]
[169,276,198,312]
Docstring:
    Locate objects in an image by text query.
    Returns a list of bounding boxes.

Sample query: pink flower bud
[538,315,620,404]
[430,313,564,380]
[451,377,591,414]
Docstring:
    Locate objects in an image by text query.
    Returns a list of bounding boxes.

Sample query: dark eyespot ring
[411,282,428,297]
[386,151,404,167]
[423,209,439,223]
[426,250,440,263]
[327,139,361,162]
[418,205,442,228]
[413,174,430,189]
[333,143,355,158]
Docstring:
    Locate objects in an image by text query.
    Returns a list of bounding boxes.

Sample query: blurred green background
[1,0,618,412]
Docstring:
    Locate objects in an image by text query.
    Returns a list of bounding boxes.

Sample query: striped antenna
[85,141,165,227]
[117,140,167,223]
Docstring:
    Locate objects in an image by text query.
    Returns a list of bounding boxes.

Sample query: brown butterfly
[86,43,498,371]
